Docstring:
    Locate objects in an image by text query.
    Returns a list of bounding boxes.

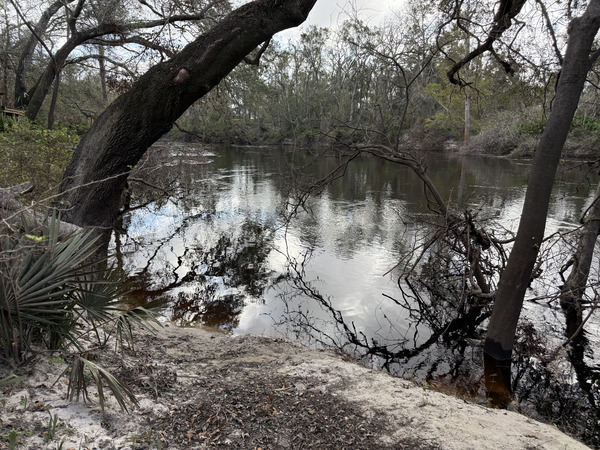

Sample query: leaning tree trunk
[14,0,73,107]
[483,0,600,407]
[25,42,77,121]
[59,0,316,231]
[99,46,108,105]
[47,70,61,130]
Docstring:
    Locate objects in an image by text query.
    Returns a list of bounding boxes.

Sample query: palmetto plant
[0,214,156,411]
[0,215,99,364]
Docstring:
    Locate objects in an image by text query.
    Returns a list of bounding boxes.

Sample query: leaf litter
[0,325,589,449]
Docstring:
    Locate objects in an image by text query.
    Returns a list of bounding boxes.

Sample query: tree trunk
[47,70,61,130]
[464,89,471,143]
[1,10,9,107]
[483,0,600,407]
[25,42,76,121]
[14,0,72,107]
[99,46,108,105]
[59,0,317,230]
[559,184,600,409]
[560,185,600,341]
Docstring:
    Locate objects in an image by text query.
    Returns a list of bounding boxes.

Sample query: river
[114,142,596,330]
[112,142,600,441]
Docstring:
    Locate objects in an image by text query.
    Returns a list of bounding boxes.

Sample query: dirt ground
[0,325,591,449]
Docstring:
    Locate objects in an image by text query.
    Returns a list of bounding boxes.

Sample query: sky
[276,0,408,40]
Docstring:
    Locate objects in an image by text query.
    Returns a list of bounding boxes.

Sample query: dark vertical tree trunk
[483,0,600,406]
[560,185,600,342]
[14,0,72,107]
[464,89,470,143]
[47,70,61,130]
[58,0,317,231]
[25,42,76,120]
[1,10,9,107]
[559,184,600,409]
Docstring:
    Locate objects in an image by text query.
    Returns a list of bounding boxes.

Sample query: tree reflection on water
[118,219,274,332]
[113,143,600,446]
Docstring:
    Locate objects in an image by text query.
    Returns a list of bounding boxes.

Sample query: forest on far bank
[2,0,600,161]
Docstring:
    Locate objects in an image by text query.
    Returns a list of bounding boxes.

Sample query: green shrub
[0,215,156,411]
[519,115,600,137]
[0,121,79,199]
[571,115,600,134]
[519,117,547,135]
[56,121,91,136]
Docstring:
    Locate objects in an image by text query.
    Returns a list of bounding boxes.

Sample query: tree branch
[90,35,176,57]
[66,54,137,77]
[243,38,271,65]
[447,0,527,85]
[8,0,57,62]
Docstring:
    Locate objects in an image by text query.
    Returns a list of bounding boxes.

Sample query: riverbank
[0,325,589,449]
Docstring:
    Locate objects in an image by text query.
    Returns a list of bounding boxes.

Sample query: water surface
[113,143,597,346]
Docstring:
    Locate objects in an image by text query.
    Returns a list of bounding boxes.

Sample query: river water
[113,142,599,384]
[112,142,600,442]
[114,141,597,334]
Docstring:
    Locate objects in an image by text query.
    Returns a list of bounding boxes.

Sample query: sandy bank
[0,325,589,449]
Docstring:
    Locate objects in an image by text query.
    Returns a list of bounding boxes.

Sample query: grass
[44,410,59,442]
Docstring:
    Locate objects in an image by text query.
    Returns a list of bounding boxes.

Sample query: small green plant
[519,117,547,135]
[2,428,25,450]
[125,433,141,449]
[44,410,59,442]
[65,355,138,413]
[7,429,18,450]
[0,374,25,388]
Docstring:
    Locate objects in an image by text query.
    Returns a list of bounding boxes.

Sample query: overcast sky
[277,0,407,40]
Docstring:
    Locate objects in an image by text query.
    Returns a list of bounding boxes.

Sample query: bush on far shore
[461,112,600,159]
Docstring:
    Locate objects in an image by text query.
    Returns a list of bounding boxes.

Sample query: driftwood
[0,182,82,235]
